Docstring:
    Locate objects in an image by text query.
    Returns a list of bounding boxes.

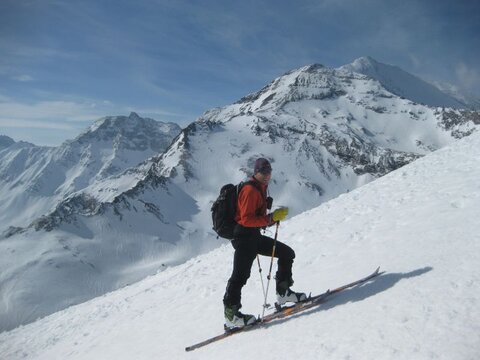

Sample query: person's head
[253,158,272,184]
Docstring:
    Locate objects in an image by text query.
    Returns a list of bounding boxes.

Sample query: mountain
[0,135,15,149]
[0,112,181,234]
[1,128,479,360]
[156,62,478,214]
[1,60,479,332]
[339,56,468,109]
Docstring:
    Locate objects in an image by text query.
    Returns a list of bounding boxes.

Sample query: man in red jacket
[223,158,306,329]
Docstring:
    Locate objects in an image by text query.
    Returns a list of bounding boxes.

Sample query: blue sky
[1,0,479,145]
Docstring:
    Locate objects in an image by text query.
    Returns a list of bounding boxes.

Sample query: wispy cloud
[0,92,192,144]
[455,62,480,92]
[0,92,194,130]
[12,74,34,82]
[0,96,109,145]
[0,98,111,123]
[0,118,75,130]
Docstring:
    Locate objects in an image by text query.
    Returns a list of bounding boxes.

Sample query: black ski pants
[223,228,295,307]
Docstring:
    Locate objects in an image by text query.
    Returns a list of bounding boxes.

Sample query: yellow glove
[272,207,289,222]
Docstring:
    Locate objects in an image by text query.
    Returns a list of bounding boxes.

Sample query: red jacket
[235,177,271,228]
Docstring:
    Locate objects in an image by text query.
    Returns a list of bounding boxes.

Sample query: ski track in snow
[1,129,479,359]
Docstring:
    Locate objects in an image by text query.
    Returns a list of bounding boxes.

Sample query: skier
[223,158,306,329]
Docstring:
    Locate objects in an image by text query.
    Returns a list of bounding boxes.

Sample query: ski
[185,267,384,352]
[267,266,384,320]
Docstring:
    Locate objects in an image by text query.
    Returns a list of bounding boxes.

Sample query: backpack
[211,181,260,239]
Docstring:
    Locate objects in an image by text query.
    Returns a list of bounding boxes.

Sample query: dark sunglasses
[258,166,272,175]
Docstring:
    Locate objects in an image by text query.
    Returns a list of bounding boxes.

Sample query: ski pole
[256,255,267,305]
[262,221,279,319]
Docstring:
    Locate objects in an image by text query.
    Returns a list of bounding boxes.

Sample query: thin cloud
[0,94,189,136]
[0,118,75,130]
[455,62,480,92]
[12,74,34,82]
[0,99,107,122]
[0,38,77,61]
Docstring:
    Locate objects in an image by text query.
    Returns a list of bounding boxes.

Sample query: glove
[272,207,289,222]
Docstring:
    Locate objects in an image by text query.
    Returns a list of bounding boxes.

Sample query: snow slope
[1,130,478,359]
[0,172,200,333]
[340,57,467,109]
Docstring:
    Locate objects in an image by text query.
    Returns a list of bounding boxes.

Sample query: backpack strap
[239,180,263,197]
[238,180,267,217]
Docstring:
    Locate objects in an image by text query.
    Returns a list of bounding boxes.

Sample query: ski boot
[276,288,307,305]
[276,279,307,306]
[224,304,257,330]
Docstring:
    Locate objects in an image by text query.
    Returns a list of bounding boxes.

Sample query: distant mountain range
[0,112,181,234]
[0,57,478,332]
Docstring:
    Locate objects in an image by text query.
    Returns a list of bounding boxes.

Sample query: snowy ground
[1,132,479,359]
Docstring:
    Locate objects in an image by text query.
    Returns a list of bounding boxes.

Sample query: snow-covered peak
[0,113,182,234]
[340,56,467,109]
[73,112,181,153]
[0,135,15,149]
[343,56,382,73]
[231,63,363,113]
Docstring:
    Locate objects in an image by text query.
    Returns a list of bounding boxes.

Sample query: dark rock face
[436,109,480,138]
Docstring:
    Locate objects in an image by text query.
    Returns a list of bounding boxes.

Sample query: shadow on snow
[262,266,433,329]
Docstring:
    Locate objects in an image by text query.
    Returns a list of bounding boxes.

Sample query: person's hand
[272,207,289,222]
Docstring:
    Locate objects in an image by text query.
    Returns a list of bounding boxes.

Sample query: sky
[0,0,479,146]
